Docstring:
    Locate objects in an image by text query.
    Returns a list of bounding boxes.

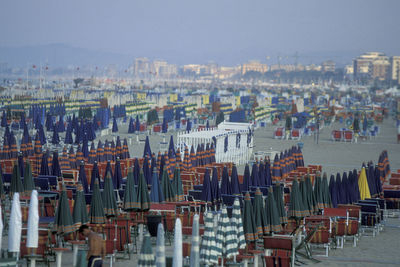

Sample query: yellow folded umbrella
[358,168,371,200]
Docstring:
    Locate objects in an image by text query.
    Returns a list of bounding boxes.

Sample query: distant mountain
[0,43,134,67]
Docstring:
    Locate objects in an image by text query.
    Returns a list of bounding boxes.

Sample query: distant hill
[0,43,133,67]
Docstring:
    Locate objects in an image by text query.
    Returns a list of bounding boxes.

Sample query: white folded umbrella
[27,190,39,248]
[155,223,166,267]
[172,218,182,267]
[8,192,22,253]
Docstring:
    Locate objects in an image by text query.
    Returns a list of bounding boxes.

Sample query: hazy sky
[0,0,399,65]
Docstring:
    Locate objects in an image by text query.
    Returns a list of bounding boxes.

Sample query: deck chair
[343,130,354,142]
[34,178,50,191]
[263,235,295,267]
[291,129,301,140]
[383,190,400,216]
[356,202,379,237]
[323,208,349,248]
[274,127,285,139]
[304,217,332,257]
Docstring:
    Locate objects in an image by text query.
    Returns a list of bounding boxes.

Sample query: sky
[0,0,399,65]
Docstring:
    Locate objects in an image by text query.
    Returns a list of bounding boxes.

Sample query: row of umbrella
[272,146,305,180]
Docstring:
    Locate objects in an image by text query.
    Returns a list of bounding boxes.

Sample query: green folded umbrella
[313,174,324,210]
[299,179,311,216]
[265,187,283,233]
[0,168,5,199]
[288,179,305,219]
[135,171,151,211]
[54,188,74,234]
[253,188,269,236]
[306,175,318,213]
[103,173,118,217]
[322,173,332,208]
[272,184,287,224]
[242,192,257,242]
[161,169,175,202]
[10,163,23,193]
[73,184,89,229]
[89,179,106,224]
[23,162,35,193]
[172,165,184,202]
[123,170,137,211]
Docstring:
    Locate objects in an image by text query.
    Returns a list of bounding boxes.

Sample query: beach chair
[304,216,332,257]
[331,130,342,141]
[356,202,380,237]
[343,130,354,142]
[34,178,50,191]
[274,127,285,139]
[383,190,400,217]
[323,208,349,248]
[263,235,295,267]
[291,129,301,140]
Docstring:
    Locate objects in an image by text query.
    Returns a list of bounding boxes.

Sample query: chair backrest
[263,235,293,251]
[384,190,400,198]
[38,175,58,187]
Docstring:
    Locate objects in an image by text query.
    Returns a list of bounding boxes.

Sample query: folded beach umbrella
[38,124,46,145]
[1,110,7,127]
[265,187,283,233]
[128,117,135,134]
[322,173,332,208]
[220,166,231,195]
[17,154,24,178]
[172,165,184,202]
[150,172,164,203]
[88,142,97,164]
[135,171,151,211]
[51,125,60,145]
[96,140,104,163]
[113,158,123,190]
[305,175,318,213]
[60,146,70,170]
[51,151,62,178]
[161,170,175,202]
[104,160,113,181]
[8,192,22,253]
[201,168,212,204]
[230,164,241,195]
[186,118,191,133]
[0,167,5,199]
[136,115,141,132]
[161,118,167,133]
[314,174,324,209]
[258,161,266,187]
[116,137,122,159]
[272,184,288,224]
[58,115,65,132]
[358,167,371,200]
[272,154,281,180]
[299,179,311,216]
[288,179,305,219]
[336,173,345,205]
[155,223,165,267]
[72,184,89,229]
[253,188,268,236]
[133,158,140,184]
[190,146,196,168]
[68,145,77,169]
[26,190,39,249]
[122,138,130,159]
[250,163,259,187]
[138,234,156,267]
[200,211,218,265]
[143,157,151,185]
[329,175,338,208]
[110,140,116,162]
[215,206,237,261]
[103,173,118,217]
[243,191,257,242]
[75,145,84,166]
[54,188,74,234]
[65,122,73,144]
[112,117,118,133]
[123,170,138,210]
[78,162,89,194]
[183,146,190,172]
[211,167,221,205]
[374,164,382,196]
[89,180,106,224]
[242,164,251,192]
[23,162,35,193]
[11,163,24,193]
[341,172,350,204]
[190,214,200,267]
[230,198,246,256]
[172,218,183,267]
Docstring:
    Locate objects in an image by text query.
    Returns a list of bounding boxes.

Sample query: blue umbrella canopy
[265,160,272,186]
[230,164,241,195]
[79,162,89,193]
[201,169,213,204]
[123,169,137,211]
[112,117,118,133]
[251,163,259,187]
[40,152,50,175]
[211,167,221,205]
[113,158,123,190]
[18,154,24,177]
[90,161,102,190]
[128,117,135,133]
[1,110,7,127]
[150,172,164,203]
[258,161,266,187]
[133,158,140,185]
[186,118,191,132]
[336,173,345,205]
[104,160,113,181]
[143,136,152,158]
[65,122,73,144]
[374,165,382,196]
[58,115,65,132]
[82,135,89,159]
[51,151,62,178]
[329,175,338,208]
[162,117,167,133]
[220,166,231,195]
[51,125,60,145]
[38,124,46,145]
[143,157,151,185]
[242,164,251,192]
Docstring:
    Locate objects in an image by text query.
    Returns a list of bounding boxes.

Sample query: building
[353,52,389,80]
[133,58,150,77]
[390,56,400,84]
[322,60,336,72]
[241,61,268,75]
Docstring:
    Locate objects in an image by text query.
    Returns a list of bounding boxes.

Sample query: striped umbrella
[190,214,200,267]
[54,188,74,234]
[9,131,18,159]
[11,163,23,194]
[190,146,196,168]
[89,180,106,224]
[253,188,268,236]
[183,146,190,172]
[110,140,116,162]
[175,148,182,167]
[172,218,182,267]
[215,207,237,261]
[2,136,10,160]
[27,135,34,156]
[75,145,83,166]
[272,154,281,180]
[23,162,35,193]
[96,140,104,163]
[72,184,89,229]
[103,173,118,217]
[60,146,70,170]
[138,234,156,267]
[243,192,257,242]
[78,162,89,194]
[155,223,165,267]
[88,142,97,164]
[123,170,137,211]
[160,169,175,202]
[116,137,122,159]
[200,211,218,265]
[135,171,151,211]
[265,187,283,233]
[34,133,41,155]
[230,199,246,253]
[150,172,164,203]
[272,184,288,225]
[172,165,184,202]
[123,138,130,159]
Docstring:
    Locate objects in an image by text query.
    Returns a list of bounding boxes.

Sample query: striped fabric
[215,207,237,260]
[190,214,200,267]
[231,198,246,252]
[200,211,219,265]
[60,146,70,170]
[138,234,156,267]
[122,138,130,159]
